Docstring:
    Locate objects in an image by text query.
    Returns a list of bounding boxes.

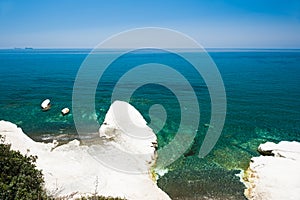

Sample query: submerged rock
[243,141,300,200]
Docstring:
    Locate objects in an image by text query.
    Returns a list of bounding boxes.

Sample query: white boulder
[41,99,51,111]
[61,108,70,116]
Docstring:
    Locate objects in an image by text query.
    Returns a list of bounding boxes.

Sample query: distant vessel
[25,47,34,50]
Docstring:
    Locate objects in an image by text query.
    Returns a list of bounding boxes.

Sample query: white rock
[99,101,156,155]
[61,108,70,115]
[41,99,51,110]
[258,141,300,160]
[51,139,59,149]
[243,141,300,200]
[0,101,170,200]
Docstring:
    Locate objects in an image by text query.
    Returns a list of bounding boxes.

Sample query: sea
[0,48,299,199]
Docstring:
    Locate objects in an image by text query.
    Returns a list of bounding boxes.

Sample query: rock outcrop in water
[243,141,300,200]
[41,99,51,111]
[99,101,157,158]
[61,107,70,115]
[0,101,170,200]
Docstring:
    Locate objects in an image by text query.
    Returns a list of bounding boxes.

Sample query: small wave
[155,168,169,180]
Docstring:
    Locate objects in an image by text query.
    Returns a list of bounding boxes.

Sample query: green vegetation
[0,135,48,200]
[0,135,126,200]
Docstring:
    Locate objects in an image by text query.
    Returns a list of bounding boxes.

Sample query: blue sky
[0,0,299,48]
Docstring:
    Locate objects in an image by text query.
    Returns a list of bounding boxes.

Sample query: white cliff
[243,141,300,200]
[0,101,170,200]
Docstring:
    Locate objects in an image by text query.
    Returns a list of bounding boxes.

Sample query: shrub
[0,135,48,200]
[0,135,126,200]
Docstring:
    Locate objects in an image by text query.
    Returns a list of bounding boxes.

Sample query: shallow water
[0,48,299,199]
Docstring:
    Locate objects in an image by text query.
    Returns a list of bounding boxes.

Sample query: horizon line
[1,47,300,50]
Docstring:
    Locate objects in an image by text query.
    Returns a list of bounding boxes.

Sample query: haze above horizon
[0,0,299,48]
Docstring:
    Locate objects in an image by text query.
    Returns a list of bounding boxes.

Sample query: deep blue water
[0,48,299,199]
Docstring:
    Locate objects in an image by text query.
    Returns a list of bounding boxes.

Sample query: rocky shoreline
[243,141,300,200]
[1,101,299,200]
[0,101,170,200]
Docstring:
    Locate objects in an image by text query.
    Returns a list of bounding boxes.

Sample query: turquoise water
[0,49,299,199]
